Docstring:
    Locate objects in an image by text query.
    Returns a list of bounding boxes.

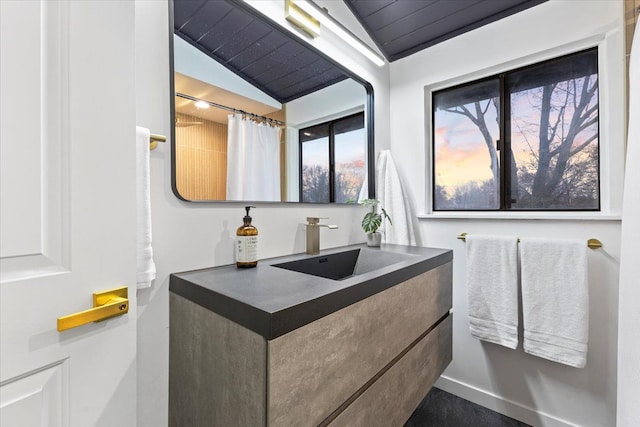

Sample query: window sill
[417,212,622,221]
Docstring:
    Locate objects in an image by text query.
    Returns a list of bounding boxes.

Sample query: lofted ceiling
[173,0,549,104]
[343,0,548,62]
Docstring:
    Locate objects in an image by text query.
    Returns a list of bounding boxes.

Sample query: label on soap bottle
[236,235,258,262]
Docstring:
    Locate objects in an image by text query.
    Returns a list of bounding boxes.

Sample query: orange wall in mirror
[175,112,227,200]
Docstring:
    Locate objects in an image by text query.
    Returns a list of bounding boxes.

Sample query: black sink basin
[273,249,361,280]
[272,248,417,281]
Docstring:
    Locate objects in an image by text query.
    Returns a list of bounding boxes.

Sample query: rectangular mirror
[170,0,375,203]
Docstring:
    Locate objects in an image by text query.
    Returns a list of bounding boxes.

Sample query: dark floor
[405,387,531,427]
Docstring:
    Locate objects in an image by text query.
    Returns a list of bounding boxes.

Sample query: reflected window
[432,48,599,211]
[300,112,366,203]
[300,124,330,203]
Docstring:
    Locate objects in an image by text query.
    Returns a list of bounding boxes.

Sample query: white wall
[389,1,624,426]
[286,78,366,127]
[134,1,390,426]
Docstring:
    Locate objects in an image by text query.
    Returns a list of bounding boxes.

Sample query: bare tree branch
[569,133,598,157]
[577,116,598,134]
[444,105,476,122]
[481,100,492,115]
[548,104,565,144]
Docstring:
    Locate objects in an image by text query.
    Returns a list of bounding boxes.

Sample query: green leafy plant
[361,198,392,234]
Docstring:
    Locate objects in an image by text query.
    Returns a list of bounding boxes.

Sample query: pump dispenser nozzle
[243,206,256,224]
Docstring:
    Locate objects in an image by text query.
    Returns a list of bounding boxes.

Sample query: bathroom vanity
[169,244,453,426]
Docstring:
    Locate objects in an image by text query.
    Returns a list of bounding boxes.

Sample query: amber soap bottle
[236,206,258,268]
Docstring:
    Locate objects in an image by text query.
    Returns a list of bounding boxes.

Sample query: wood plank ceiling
[174,0,549,102]
[343,0,548,62]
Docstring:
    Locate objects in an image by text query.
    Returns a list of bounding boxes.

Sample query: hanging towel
[466,234,519,349]
[375,150,415,245]
[520,238,588,368]
[136,126,156,289]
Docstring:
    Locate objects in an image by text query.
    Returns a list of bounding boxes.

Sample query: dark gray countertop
[170,244,453,340]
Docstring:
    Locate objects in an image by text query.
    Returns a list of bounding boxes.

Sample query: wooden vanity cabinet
[169,261,452,426]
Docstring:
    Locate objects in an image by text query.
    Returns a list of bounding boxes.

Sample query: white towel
[520,238,588,368]
[136,126,156,289]
[466,234,519,349]
[375,150,416,246]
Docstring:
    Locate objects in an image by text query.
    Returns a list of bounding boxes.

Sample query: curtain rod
[175,92,286,127]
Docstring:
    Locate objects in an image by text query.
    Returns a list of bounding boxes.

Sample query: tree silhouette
[436,180,497,210]
[302,162,365,203]
[445,99,500,186]
[438,71,598,209]
[336,159,366,203]
[444,97,521,206]
[301,165,329,203]
[520,75,599,208]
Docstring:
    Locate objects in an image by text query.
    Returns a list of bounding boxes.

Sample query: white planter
[366,232,382,247]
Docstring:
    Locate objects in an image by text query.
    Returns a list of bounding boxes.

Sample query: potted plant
[361,198,392,247]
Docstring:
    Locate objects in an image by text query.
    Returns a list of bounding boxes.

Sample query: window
[432,48,599,211]
[300,112,366,203]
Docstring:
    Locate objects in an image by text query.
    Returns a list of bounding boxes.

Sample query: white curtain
[227,113,281,201]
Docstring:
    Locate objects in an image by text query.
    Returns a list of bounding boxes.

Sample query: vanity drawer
[267,262,452,427]
[328,314,453,427]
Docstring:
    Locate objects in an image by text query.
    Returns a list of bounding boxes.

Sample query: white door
[1,1,137,426]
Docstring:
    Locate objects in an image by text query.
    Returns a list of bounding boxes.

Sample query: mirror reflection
[170,0,374,203]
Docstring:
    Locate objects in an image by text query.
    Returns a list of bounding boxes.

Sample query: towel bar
[149,133,166,150]
[456,233,602,249]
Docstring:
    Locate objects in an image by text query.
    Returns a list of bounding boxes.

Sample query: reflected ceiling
[174,73,283,124]
[173,0,348,103]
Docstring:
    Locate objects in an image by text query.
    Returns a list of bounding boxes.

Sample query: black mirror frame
[168,0,375,203]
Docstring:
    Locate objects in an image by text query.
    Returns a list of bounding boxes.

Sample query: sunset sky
[302,128,366,168]
[434,103,499,192]
[434,78,598,197]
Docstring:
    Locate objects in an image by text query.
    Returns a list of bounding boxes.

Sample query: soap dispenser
[236,206,258,268]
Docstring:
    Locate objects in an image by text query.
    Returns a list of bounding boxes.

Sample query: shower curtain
[226,113,281,201]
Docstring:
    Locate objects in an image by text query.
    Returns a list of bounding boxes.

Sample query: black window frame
[431,47,600,212]
[299,111,365,204]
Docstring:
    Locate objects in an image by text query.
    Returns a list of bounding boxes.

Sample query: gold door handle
[57,286,129,332]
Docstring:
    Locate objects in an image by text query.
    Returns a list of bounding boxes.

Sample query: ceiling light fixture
[288,0,385,67]
[285,0,320,38]
[194,100,210,109]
